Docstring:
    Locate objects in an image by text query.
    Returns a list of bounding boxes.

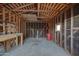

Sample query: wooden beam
[51,6,65,18]
[41,4,44,17]
[45,4,50,17]
[40,13,50,17]
[9,11,11,22]
[13,14,16,22]
[13,4,34,10]
[18,17,20,32]
[43,4,49,17]
[2,4,22,18]
[3,7,6,34]
[54,17,56,43]
[37,16,51,18]
[13,10,52,12]
[8,4,15,9]
[49,3,56,17]
[42,3,46,10]
[40,4,64,18]
[16,3,20,7]
[71,7,74,55]
[0,11,8,15]
[64,11,67,50]
[53,4,72,18]
[38,3,40,16]
[12,3,18,8]
[51,4,64,17]
[47,3,53,16]
[40,4,47,17]
[40,3,42,10]
[60,14,62,47]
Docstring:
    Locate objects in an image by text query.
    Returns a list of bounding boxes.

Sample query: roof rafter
[13,10,53,12]
[13,3,34,10]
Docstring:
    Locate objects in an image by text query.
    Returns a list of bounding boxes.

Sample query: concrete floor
[4,38,70,56]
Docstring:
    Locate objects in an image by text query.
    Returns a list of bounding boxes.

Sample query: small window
[56,24,61,31]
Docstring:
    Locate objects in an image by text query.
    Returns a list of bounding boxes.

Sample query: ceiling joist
[13,3,34,10]
[1,3,72,21]
[13,10,54,13]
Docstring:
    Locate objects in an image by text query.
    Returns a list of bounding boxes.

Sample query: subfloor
[4,38,70,56]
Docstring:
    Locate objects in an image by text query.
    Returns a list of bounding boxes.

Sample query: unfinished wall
[0,5,24,36]
[25,21,48,38]
[52,4,79,56]
[20,19,26,39]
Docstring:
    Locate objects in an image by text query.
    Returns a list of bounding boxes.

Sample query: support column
[64,11,67,50]
[55,17,57,43]
[8,11,11,34]
[71,7,74,55]
[18,17,20,33]
[3,7,6,34]
[60,14,63,47]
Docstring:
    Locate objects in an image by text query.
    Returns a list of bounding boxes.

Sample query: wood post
[18,16,20,33]
[55,17,57,43]
[60,14,63,47]
[71,7,74,55]
[8,11,11,34]
[64,11,67,50]
[38,3,40,16]
[3,7,6,34]
[21,33,23,46]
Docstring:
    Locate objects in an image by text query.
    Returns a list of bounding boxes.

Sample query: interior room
[0,3,79,56]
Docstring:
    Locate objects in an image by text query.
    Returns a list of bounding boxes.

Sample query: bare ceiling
[0,3,72,21]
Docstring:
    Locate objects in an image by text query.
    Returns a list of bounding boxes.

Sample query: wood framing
[3,7,6,34]
[64,11,67,50]
[38,3,40,16]
[60,14,63,47]
[71,7,74,55]
[13,4,34,10]
[0,3,77,55]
